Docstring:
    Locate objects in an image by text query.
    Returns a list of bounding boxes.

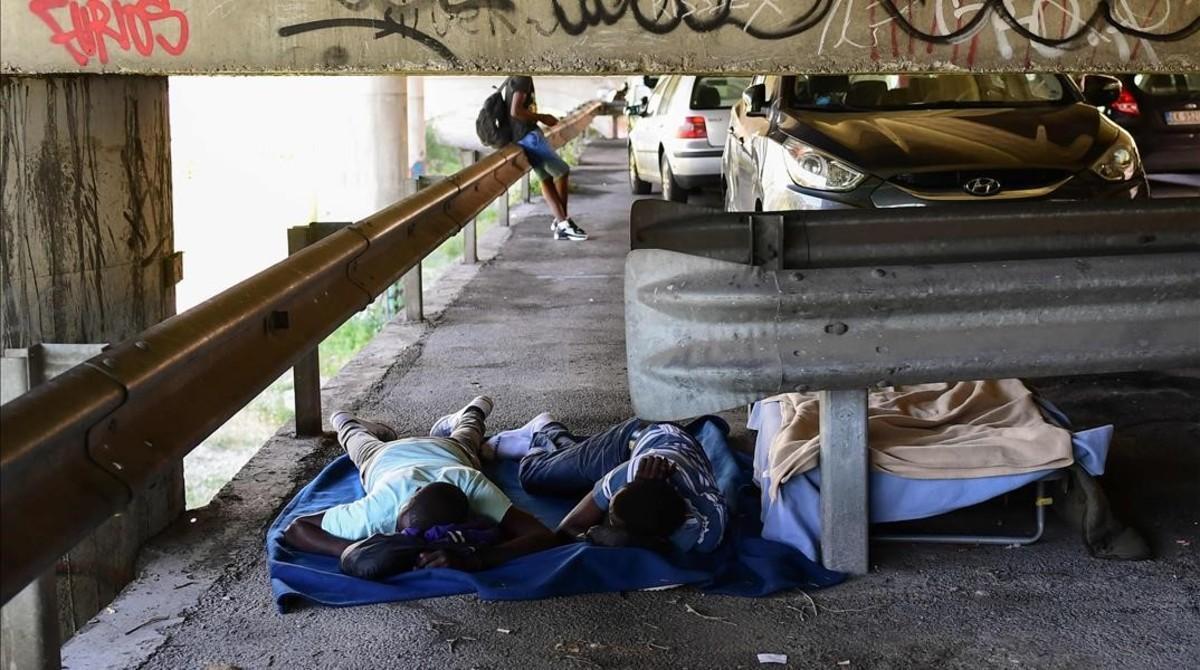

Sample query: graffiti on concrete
[278,0,519,65]
[28,0,190,67]
[549,0,1195,52]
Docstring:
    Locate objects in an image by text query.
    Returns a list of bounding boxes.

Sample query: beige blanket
[764,379,1073,500]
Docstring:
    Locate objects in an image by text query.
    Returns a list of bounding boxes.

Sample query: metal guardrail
[625,199,1200,574]
[626,247,1200,420]
[631,199,1200,268]
[0,101,602,605]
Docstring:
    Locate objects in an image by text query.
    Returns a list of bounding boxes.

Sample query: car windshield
[1131,73,1200,100]
[691,76,753,110]
[789,74,1070,110]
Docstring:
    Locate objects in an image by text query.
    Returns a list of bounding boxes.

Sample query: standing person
[282,396,556,572]
[507,76,588,241]
[489,415,727,553]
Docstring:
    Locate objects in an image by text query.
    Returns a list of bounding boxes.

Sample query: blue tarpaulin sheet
[268,417,845,611]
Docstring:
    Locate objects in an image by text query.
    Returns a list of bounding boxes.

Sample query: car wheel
[629,147,651,195]
[660,153,687,203]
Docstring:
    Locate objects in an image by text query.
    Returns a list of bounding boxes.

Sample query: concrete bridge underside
[61,140,1200,670]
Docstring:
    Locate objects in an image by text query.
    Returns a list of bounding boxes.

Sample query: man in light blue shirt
[283,396,555,572]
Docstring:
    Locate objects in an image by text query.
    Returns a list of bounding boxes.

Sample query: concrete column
[372,76,408,208]
[407,77,426,178]
[0,74,183,644]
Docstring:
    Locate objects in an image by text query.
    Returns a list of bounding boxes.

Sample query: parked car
[724,74,1148,211]
[628,74,751,202]
[1086,73,1200,188]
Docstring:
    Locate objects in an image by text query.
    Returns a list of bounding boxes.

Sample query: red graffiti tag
[29,0,189,66]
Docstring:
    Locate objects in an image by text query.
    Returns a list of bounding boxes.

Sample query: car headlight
[783,140,865,192]
[1090,141,1140,182]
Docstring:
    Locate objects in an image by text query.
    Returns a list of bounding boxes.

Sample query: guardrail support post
[287,226,323,438]
[521,172,531,204]
[819,388,869,575]
[403,263,423,322]
[497,184,510,227]
[0,573,60,670]
[460,149,479,264]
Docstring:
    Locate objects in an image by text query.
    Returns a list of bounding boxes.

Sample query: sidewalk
[65,139,1199,670]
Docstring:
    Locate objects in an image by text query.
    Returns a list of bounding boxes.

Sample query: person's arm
[556,494,606,542]
[416,506,556,571]
[509,89,558,127]
[282,513,354,556]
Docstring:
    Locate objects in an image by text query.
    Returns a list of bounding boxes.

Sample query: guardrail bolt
[269,310,291,330]
[825,322,850,335]
[872,268,887,278]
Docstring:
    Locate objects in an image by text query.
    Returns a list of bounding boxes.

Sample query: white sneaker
[553,219,588,241]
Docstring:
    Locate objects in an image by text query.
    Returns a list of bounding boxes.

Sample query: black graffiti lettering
[278,6,461,64]
[878,0,1198,47]
[548,0,1196,46]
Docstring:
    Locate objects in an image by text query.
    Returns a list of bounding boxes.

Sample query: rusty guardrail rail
[0,101,602,605]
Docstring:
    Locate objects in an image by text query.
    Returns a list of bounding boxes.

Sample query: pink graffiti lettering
[29,0,190,67]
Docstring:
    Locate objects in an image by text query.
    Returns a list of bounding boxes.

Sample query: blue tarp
[749,400,1114,561]
[268,417,845,611]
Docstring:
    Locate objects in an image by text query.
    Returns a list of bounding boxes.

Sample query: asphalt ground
[65,140,1198,670]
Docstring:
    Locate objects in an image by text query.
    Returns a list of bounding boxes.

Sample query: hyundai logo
[963,177,1002,196]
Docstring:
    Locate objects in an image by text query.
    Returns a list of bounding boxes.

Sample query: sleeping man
[282,396,556,572]
[490,415,728,553]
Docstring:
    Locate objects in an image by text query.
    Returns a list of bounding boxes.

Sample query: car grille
[891,169,1071,191]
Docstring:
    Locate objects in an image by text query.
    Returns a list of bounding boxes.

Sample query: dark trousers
[518,418,644,496]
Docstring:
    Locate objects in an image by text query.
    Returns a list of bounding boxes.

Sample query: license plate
[1165,109,1200,126]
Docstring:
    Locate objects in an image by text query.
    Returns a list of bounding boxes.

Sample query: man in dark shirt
[506,76,588,241]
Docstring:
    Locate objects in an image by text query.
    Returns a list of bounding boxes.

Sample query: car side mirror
[643,76,659,89]
[1082,75,1121,107]
[639,96,650,116]
[743,84,767,117]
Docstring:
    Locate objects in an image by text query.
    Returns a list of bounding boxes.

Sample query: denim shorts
[516,129,571,181]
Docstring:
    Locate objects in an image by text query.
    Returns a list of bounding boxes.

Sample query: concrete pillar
[372,76,408,208]
[407,77,426,179]
[0,74,184,645]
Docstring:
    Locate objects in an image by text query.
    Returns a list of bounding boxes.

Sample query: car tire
[629,147,651,195]
[660,153,687,203]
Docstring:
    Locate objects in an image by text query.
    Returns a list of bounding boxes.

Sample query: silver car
[628,75,750,202]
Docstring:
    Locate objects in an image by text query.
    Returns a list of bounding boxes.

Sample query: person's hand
[634,455,676,481]
[416,549,483,572]
[539,113,560,127]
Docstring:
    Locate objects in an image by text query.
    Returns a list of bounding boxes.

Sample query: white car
[628,75,751,202]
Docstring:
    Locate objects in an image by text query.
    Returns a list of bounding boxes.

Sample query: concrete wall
[0,74,184,642]
[2,1,1197,75]
[1,75,176,349]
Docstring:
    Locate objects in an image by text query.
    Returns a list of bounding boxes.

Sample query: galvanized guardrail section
[0,102,601,605]
[631,199,1200,268]
[626,199,1200,574]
